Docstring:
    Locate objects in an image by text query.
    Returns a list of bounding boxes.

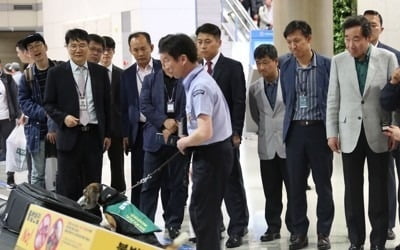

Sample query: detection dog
[77,183,162,246]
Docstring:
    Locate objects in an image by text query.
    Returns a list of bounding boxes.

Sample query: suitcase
[0,183,101,233]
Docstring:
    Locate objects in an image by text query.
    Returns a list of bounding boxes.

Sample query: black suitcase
[0,183,101,233]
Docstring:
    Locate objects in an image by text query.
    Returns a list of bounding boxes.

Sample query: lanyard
[136,68,154,85]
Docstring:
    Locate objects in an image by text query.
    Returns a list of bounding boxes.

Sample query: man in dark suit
[364,9,400,241]
[44,28,111,203]
[99,36,126,192]
[120,32,162,206]
[196,23,249,248]
[280,20,333,250]
[139,59,189,239]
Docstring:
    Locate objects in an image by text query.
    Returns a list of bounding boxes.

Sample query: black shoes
[317,234,331,250]
[167,227,180,239]
[260,231,281,242]
[388,228,396,240]
[348,244,363,250]
[6,172,16,189]
[289,235,308,250]
[370,245,384,250]
[225,235,243,248]
[395,244,400,250]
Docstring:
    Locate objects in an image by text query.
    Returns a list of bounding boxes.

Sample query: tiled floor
[1,134,400,249]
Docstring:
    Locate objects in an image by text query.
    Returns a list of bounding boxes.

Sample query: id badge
[79,96,88,110]
[167,101,175,113]
[299,95,308,109]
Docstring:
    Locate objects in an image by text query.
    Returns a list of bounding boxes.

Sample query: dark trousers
[107,136,125,192]
[286,122,334,236]
[223,147,249,236]
[56,127,103,201]
[0,119,15,160]
[130,123,144,207]
[190,138,233,250]
[388,153,397,229]
[260,155,292,234]
[140,147,189,228]
[342,127,389,247]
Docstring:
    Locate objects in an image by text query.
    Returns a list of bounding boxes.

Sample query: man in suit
[196,23,249,248]
[280,20,334,250]
[120,32,162,206]
[248,44,292,242]
[326,15,398,250]
[99,36,125,192]
[363,9,400,241]
[44,28,111,203]
[87,34,104,64]
[381,67,400,250]
[139,52,189,239]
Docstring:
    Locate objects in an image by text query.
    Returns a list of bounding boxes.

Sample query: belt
[78,124,98,132]
[292,120,323,126]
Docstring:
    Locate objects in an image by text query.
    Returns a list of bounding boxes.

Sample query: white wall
[358,0,400,50]
[42,0,197,68]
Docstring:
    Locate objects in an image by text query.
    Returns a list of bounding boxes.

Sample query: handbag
[5,125,28,172]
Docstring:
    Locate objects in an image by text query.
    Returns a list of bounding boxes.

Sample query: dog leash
[124,150,182,193]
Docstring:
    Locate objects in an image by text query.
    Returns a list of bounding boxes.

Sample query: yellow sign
[15,204,162,250]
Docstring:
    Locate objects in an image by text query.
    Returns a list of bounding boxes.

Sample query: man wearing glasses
[44,29,111,208]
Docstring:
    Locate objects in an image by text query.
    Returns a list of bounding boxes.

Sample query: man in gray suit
[326,15,398,250]
[248,44,292,243]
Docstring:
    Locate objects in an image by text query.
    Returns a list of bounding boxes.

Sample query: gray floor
[1,134,400,249]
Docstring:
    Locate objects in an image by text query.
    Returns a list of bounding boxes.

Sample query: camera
[381,122,390,132]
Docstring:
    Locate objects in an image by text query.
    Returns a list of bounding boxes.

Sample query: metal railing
[221,0,258,41]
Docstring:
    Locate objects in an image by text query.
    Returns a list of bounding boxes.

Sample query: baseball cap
[22,33,46,49]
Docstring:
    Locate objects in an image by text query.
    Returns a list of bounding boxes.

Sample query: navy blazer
[140,70,186,152]
[44,61,111,151]
[212,54,246,136]
[120,59,162,145]
[279,52,331,142]
[378,42,400,65]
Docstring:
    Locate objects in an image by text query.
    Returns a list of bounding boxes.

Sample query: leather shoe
[348,244,363,250]
[317,234,330,250]
[167,227,180,239]
[225,235,242,248]
[289,235,308,250]
[260,231,281,242]
[388,228,396,240]
[395,244,400,250]
[290,234,296,243]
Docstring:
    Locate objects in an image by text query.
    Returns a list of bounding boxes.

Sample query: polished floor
[1,134,400,249]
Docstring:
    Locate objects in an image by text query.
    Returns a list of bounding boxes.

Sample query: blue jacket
[279,52,331,142]
[120,59,162,145]
[19,62,57,153]
[140,70,186,152]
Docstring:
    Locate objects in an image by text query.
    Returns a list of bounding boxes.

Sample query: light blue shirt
[182,65,232,145]
[70,60,98,124]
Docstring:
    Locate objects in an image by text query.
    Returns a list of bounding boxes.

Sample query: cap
[4,62,20,72]
[22,33,46,49]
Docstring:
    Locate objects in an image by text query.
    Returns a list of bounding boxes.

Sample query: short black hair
[283,20,312,38]
[363,9,383,26]
[342,15,371,38]
[22,33,46,50]
[88,33,105,49]
[195,23,221,39]
[16,39,26,51]
[102,36,115,50]
[158,34,198,63]
[65,28,89,45]
[128,32,151,46]
[254,44,278,60]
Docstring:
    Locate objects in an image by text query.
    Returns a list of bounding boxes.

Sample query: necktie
[77,66,89,126]
[206,61,213,75]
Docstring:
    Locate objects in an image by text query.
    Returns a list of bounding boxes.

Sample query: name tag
[79,96,88,110]
[167,101,175,113]
[299,95,308,109]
